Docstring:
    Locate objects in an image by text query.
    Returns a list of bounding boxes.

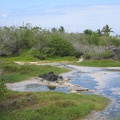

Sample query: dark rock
[38,71,63,81]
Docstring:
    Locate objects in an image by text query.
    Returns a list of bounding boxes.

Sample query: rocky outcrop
[38,71,63,81]
[38,72,89,93]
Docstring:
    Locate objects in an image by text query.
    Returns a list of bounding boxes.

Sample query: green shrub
[28,48,46,60]
[84,53,92,59]
[47,36,74,57]
[0,78,7,98]
[102,50,111,59]
[0,79,5,97]
[92,50,112,60]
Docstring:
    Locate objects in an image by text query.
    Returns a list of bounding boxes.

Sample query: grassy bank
[0,91,110,120]
[0,61,69,83]
[0,56,77,62]
[1,56,120,67]
[74,59,120,67]
[0,56,120,84]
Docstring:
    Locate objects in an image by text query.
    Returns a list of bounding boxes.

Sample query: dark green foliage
[47,35,74,57]
[83,29,94,35]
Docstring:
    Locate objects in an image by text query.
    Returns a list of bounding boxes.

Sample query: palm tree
[102,25,113,36]
[58,26,65,33]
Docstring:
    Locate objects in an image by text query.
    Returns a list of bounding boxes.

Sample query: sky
[0,0,120,35]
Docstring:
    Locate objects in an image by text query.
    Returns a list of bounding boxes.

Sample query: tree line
[0,23,120,60]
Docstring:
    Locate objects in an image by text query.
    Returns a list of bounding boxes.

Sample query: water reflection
[25,84,49,91]
[70,73,98,90]
[47,85,56,90]
[25,83,69,93]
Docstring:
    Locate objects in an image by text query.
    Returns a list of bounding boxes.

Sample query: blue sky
[1,0,120,35]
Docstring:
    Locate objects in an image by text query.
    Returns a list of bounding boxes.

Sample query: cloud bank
[1,4,120,34]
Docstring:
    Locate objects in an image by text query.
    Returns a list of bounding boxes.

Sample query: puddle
[25,84,49,91]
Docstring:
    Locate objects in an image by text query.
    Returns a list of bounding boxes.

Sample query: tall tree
[83,29,93,35]
[51,27,57,33]
[102,24,113,36]
[96,29,103,36]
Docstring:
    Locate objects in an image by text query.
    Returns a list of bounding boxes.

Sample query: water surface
[61,65,120,120]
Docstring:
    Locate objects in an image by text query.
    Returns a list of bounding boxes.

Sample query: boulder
[38,71,63,81]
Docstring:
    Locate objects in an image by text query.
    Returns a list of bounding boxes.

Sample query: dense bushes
[28,48,46,60]
[0,24,120,60]
[47,35,74,57]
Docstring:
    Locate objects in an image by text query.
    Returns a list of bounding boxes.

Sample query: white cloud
[1,12,9,18]
[20,4,119,34]
[1,4,120,34]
